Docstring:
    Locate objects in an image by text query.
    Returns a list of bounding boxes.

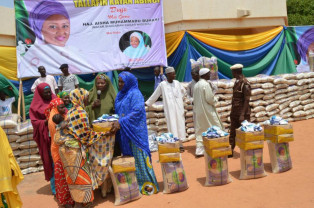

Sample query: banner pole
[21,82,26,121]
[160,65,163,74]
[17,79,22,122]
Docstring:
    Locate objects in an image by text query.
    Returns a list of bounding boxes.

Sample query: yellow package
[264,134,294,143]
[236,138,264,150]
[206,146,232,158]
[93,121,112,133]
[158,142,180,154]
[264,124,293,135]
[236,129,264,142]
[159,153,181,163]
[112,156,136,173]
[203,136,229,150]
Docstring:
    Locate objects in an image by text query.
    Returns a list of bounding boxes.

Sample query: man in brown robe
[229,64,251,157]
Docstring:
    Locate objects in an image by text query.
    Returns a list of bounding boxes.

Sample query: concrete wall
[0,6,15,46]
[163,0,288,33]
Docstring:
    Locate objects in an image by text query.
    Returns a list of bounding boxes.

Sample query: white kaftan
[146,80,186,141]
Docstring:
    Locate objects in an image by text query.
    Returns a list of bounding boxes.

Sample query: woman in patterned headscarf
[57,91,73,110]
[56,88,116,206]
[114,72,159,195]
[45,98,74,207]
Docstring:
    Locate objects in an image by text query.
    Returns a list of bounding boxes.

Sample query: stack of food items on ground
[1,115,43,175]
[202,126,232,186]
[184,97,195,142]
[145,101,167,136]
[157,133,188,193]
[109,157,142,205]
[236,120,267,179]
[264,116,293,173]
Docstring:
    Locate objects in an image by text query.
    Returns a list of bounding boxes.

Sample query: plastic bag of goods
[204,153,232,186]
[240,148,267,180]
[267,141,292,173]
[148,130,158,152]
[157,133,188,193]
[190,59,202,71]
[109,157,142,206]
[92,114,119,132]
[0,114,19,129]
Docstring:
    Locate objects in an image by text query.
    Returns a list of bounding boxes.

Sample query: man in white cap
[146,66,186,152]
[229,64,251,157]
[193,68,224,156]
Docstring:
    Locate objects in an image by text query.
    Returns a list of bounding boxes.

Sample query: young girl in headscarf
[45,98,74,207]
[29,83,56,195]
[114,72,159,195]
[123,32,150,58]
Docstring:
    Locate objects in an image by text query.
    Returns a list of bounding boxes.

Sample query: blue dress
[115,72,159,195]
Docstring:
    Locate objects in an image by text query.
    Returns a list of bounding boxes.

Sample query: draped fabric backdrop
[1,25,313,117]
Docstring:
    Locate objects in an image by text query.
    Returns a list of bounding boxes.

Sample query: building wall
[0,6,15,46]
[163,0,288,33]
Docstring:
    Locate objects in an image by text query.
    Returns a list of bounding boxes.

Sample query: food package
[203,136,229,150]
[267,141,292,173]
[264,134,294,143]
[0,114,19,129]
[236,138,264,150]
[206,146,232,158]
[240,148,267,180]
[236,129,264,142]
[109,157,142,206]
[161,161,188,194]
[204,152,232,186]
[15,119,33,135]
[264,124,293,135]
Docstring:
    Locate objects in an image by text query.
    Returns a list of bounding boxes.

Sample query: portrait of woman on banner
[123,32,151,59]
[17,0,96,77]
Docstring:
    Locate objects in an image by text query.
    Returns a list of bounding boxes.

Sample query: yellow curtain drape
[188,26,283,51]
[165,31,185,57]
[0,46,18,81]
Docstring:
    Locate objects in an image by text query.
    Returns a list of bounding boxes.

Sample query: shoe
[195,146,204,156]
[179,146,185,153]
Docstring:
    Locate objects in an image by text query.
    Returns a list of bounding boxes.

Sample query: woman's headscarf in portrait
[123,32,149,58]
[86,74,117,122]
[44,98,65,120]
[297,27,314,62]
[57,91,73,110]
[29,83,56,181]
[29,0,70,41]
[115,72,151,159]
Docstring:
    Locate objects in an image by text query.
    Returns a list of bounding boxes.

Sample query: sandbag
[3,128,17,135]
[10,142,19,150]
[146,112,158,118]
[109,157,142,205]
[187,128,195,134]
[19,161,38,169]
[21,167,40,175]
[204,153,232,186]
[299,93,311,101]
[16,134,33,143]
[15,119,33,135]
[266,104,279,112]
[293,111,306,117]
[161,161,188,194]
[17,148,39,157]
[251,88,264,96]
[185,105,193,110]
[275,88,288,95]
[146,118,157,124]
[19,140,38,149]
[275,84,289,90]
[249,100,267,107]
[267,109,280,117]
[155,118,166,126]
[292,105,303,113]
[148,101,164,112]
[239,148,267,180]
[185,111,193,118]
[273,77,287,85]
[147,124,158,132]
[253,106,266,113]
[250,94,264,101]
[0,114,19,129]
[8,134,20,142]
[267,141,292,173]
[186,117,193,123]
[263,88,276,94]
[156,112,165,118]
[17,155,41,163]
[187,134,195,141]
[261,83,274,89]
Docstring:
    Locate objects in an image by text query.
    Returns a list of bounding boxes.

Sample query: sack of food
[161,161,188,194]
[0,114,19,129]
[109,157,142,206]
[15,119,33,135]
[267,141,292,173]
[204,152,232,186]
[239,148,267,180]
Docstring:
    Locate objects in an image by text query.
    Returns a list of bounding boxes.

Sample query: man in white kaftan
[145,67,186,148]
[193,68,224,156]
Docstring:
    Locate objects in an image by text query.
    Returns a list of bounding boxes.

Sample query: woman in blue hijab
[114,72,159,195]
[123,32,150,58]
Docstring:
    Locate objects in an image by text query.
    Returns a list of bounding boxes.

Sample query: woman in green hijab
[57,91,73,110]
[86,74,117,123]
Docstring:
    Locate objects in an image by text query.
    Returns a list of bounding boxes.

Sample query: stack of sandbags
[202,127,232,186]
[0,116,42,175]
[184,97,195,142]
[264,122,293,173]
[145,101,167,136]
[157,134,188,194]
[214,79,234,130]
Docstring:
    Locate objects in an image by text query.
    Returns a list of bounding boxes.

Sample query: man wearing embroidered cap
[146,67,186,152]
[229,64,251,157]
[193,68,224,156]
